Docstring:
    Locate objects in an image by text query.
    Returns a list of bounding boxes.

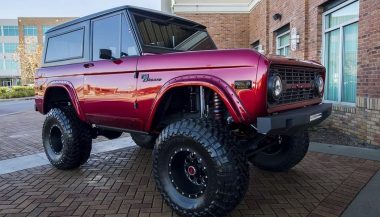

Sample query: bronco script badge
[141,74,162,82]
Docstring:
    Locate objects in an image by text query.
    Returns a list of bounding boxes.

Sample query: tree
[14,40,42,85]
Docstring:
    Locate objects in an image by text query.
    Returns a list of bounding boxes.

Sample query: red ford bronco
[35,6,332,216]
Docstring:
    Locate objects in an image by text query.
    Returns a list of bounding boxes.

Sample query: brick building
[173,0,380,145]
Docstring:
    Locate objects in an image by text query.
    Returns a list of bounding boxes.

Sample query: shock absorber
[213,92,224,122]
[189,87,197,113]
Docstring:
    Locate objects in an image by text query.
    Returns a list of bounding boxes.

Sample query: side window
[92,14,121,61]
[121,16,138,56]
[45,29,84,63]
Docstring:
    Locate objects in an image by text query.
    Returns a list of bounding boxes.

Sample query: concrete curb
[310,142,380,161]
[0,97,35,102]
[0,137,135,175]
[342,170,380,217]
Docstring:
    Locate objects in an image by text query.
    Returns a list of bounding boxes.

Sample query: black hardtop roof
[46,5,206,34]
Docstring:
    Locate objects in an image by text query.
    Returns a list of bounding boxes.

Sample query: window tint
[92,15,121,61]
[45,29,84,62]
[121,16,138,56]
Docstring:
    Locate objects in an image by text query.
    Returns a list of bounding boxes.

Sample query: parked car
[35,6,332,217]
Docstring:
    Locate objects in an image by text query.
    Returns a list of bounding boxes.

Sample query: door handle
[83,63,94,68]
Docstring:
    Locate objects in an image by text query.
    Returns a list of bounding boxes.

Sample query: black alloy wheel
[153,119,249,217]
[169,148,208,199]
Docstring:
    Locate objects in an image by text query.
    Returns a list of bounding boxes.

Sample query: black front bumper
[257,103,332,134]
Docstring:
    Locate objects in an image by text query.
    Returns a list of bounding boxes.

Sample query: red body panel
[35,49,324,132]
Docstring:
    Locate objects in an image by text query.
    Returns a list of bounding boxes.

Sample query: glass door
[323,0,359,104]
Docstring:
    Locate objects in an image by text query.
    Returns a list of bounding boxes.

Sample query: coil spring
[213,92,224,121]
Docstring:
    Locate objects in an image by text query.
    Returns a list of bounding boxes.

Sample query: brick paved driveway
[0,111,379,217]
[0,112,123,161]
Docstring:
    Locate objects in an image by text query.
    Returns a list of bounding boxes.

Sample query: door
[83,12,141,130]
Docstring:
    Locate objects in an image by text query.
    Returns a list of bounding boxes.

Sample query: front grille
[268,65,321,106]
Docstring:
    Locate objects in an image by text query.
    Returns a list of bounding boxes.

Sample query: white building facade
[0,19,20,86]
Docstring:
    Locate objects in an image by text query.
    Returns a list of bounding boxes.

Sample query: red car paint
[35,48,324,133]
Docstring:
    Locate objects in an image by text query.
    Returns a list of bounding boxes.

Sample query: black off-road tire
[250,131,309,172]
[42,107,92,170]
[131,133,156,149]
[153,119,249,217]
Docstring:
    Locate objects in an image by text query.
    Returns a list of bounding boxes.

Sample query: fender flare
[44,80,86,121]
[145,74,251,131]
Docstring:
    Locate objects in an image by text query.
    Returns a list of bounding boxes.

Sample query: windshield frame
[127,10,217,54]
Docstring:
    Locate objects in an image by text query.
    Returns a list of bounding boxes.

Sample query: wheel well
[151,86,229,132]
[44,87,72,113]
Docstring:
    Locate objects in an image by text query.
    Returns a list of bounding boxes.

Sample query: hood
[264,55,324,69]
[138,49,262,72]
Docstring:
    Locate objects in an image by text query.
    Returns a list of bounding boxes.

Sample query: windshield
[133,15,217,53]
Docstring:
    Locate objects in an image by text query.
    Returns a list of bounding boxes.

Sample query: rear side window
[45,29,84,63]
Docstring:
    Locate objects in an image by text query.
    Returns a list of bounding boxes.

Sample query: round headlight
[271,75,283,98]
[315,75,324,94]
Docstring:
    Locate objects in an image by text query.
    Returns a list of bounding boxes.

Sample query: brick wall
[357,0,380,99]
[306,0,329,61]
[177,13,249,49]
[176,0,380,145]
[249,0,268,51]
[248,0,330,60]
[267,0,307,59]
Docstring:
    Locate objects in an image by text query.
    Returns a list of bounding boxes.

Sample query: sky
[0,0,162,19]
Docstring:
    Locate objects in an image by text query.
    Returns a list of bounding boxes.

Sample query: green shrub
[0,86,35,99]
[0,87,9,94]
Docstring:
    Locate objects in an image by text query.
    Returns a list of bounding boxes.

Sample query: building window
[323,0,359,103]
[3,26,19,36]
[276,31,290,56]
[251,40,264,54]
[4,43,18,53]
[0,60,4,71]
[42,26,54,43]
[4,60,19,71]
[42,25,53,34]
[275,24,290,56]
[23,25,38,36]
[251,40,260,50]
[2,80,13,87]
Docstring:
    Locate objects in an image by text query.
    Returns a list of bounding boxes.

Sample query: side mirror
[99,49,114,60]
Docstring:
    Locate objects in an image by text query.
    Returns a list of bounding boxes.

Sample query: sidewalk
[0,96,34,102]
